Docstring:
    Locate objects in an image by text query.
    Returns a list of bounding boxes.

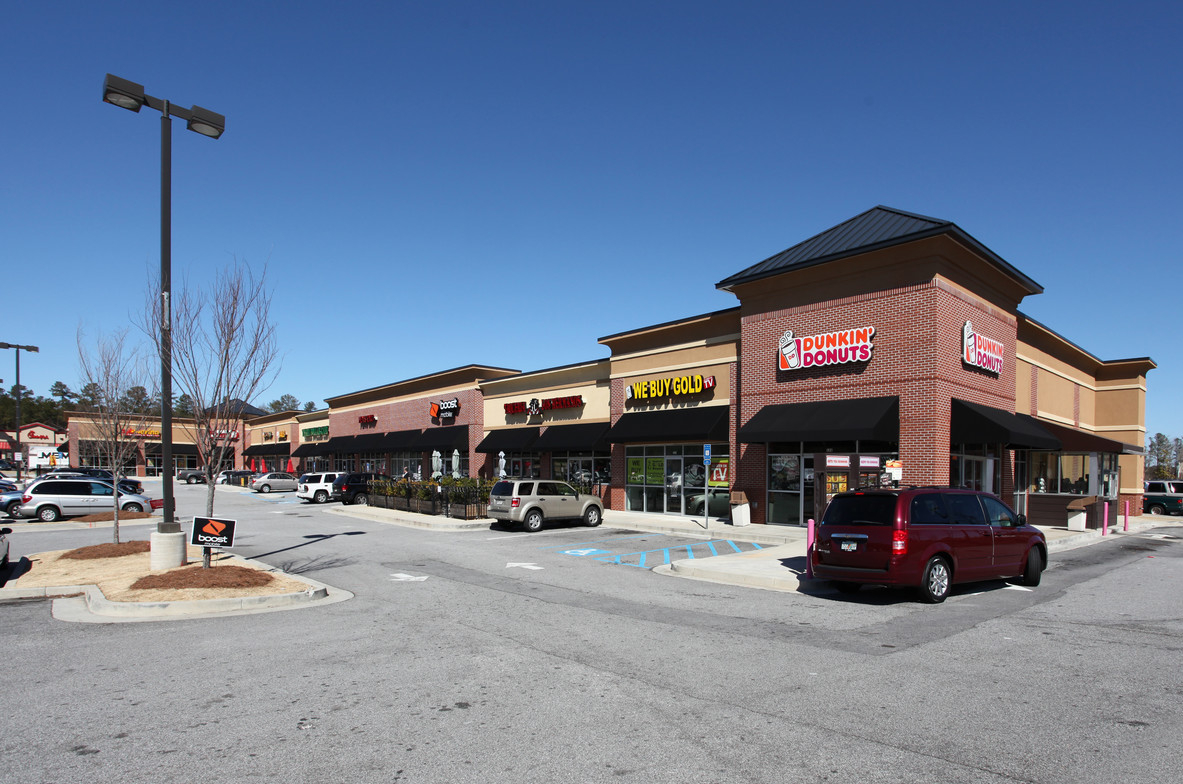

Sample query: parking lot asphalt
[3,484,1177,617]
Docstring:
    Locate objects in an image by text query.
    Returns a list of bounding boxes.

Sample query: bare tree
[77,328,157,544]
[143,259,280,525]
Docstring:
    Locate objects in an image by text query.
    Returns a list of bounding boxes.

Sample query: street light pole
[0,342,39,482]
[102,74,224,536]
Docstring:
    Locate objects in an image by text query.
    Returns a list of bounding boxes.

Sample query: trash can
[729,490,750,527]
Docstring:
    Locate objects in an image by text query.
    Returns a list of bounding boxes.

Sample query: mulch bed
[61,541,152,560]
[70,511,155,524]
[130,564,274,590]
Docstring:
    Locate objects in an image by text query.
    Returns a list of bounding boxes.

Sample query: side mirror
[1015,513,1027,527]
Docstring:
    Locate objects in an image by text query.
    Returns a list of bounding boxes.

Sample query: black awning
[608,407,729,443]
[533,422,611,452]
[242,442,292,456]
[351,432,387,452]
[377,429,423,451]
[145,442,201,456]
[291,441,326,457]
[476,427,540,453]
[951,400,1060,450]
[322,436,358,454]
[739,397,898,443]
[414,425,470,451]
[1032,419,1135,454]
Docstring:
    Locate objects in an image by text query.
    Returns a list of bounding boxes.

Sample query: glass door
[665,456,683,514]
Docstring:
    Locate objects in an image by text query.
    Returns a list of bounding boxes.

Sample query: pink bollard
[1103,501,1109,536]
[806,518,815,578]
[1124,500,1129,532]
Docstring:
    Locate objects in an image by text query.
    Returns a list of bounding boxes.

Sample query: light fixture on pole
[102,74,225,535]
[0,342,39,482]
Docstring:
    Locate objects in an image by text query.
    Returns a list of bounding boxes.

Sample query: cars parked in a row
[11,477,162,523]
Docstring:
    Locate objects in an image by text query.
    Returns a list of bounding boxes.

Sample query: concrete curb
[325,504,491,531]
[0,553,353,622]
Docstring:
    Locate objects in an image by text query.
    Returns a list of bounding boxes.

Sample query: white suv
[297,472,345,504]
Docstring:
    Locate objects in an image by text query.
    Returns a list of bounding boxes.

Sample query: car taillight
[22,493,31,503]
[511,497,521,508]
[892,529,907,555]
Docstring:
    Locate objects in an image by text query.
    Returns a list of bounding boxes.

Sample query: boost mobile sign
[191,516,237,548]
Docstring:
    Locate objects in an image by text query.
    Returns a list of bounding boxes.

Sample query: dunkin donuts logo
[962,322,1003,374]
[778,326,875,371]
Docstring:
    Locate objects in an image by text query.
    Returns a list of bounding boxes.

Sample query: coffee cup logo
[778,330,801,370]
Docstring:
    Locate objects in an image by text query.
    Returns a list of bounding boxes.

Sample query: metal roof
[716,206,1043,295]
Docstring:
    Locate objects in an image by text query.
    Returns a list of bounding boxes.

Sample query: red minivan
[811,487,1046,603]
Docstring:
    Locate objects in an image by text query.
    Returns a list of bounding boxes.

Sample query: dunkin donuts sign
[778,326,875,371]
[962,321,1003,374]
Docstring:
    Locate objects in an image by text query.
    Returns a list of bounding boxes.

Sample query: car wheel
[1149,503,1166,515]
[122,503,143,513]
[1021,548,1043,587]
[584,506,602,527]
[354,493,368,506]
[4,500,19,518]
[187,476,198,485]
[920,556,951,603]
[37,506,61,523]
[523,509,544,533]
[314,490,328,503]
[259,484,271,494]
[833,581,862,594]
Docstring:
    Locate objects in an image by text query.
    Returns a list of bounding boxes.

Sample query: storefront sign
[191,516,237,548]
[778,327,875,371]
[625,374,715,402]
[123,427,162,438]
[825,455,851,468]
[962,321,1003,374]
[859,456,880,468]
[504,395,584,416]
[359,414,378,428]
[302,426,329,441]
[279,430,288,442]
[430,398,460,421]
[26,431,51,440]
[209,428,240,442]
[263,431,274,441]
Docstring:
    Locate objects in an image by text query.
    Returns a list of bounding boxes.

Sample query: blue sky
[3,1,1180,439]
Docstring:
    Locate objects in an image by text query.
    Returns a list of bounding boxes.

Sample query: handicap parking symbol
[562,548,610,557]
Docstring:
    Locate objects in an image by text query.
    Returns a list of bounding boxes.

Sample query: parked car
[1142,480,1183,516]
[487,478,604,532]
[0,526,10,568]
[811,487,1046,603]
[26,472,144,497]
[330,472,390,506]
[0,479,16,494]
[218,470,256,486]
[2,489,24,519]
[686,488,730,516]
[251,472,298,493]
[176,468,208,484]
[297,472,345,504]
[16,478,159,523]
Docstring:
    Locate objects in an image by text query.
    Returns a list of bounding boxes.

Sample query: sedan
[250,472,298,494]
[2,489,23,519]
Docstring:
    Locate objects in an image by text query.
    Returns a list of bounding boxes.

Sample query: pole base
[150,530,186,571]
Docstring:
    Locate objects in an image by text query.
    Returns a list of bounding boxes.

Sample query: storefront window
[499,451,540,478]
[359,451,386,474]
[767,454,802,525]
[625,443,728,516]
[334,455,356,472]
[1027,452,1092,495]
[552,452,610,488]
[390,452,421,479]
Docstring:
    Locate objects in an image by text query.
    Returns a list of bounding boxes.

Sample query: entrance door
[665,457,683,514]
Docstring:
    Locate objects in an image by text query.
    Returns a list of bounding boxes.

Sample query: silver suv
[18,478,155,522]
[488,478,604,532]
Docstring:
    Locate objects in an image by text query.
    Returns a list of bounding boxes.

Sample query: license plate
[840,541,858,552]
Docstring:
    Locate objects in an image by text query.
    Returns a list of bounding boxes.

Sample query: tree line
[1145,433,1182,481]
[0,383,316,432]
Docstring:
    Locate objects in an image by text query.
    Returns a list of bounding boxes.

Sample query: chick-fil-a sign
[778,326,875,371]
[962,321,1003,374]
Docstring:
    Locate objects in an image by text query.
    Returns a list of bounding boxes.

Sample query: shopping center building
[65,206,1154,527]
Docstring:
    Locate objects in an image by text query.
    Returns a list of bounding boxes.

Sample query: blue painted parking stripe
[538,533,655,551]
[582,539,767,568]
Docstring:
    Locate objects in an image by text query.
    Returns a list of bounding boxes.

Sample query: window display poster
[627,458,645,485]
[646,457,665,485]
[708,458,730,487]
[769,456,799,491]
